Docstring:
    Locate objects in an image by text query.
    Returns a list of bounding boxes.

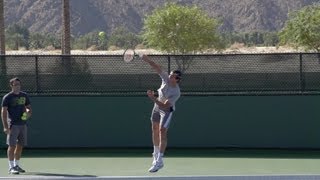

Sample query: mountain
[3,0,319,36]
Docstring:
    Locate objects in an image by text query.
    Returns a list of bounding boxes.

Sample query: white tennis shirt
[157,71,181,111]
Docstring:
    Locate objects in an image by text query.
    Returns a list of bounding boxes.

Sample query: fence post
[0,55,6,91]
[35,55,40,94]
[299,53,305,92]
[167,55,171,74]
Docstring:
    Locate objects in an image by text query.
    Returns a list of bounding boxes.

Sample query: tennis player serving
[141,54,181,173]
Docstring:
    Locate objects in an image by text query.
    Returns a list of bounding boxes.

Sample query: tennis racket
[123,48,140,63]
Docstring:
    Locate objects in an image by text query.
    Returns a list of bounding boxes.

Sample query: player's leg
[151,122,160,156]
[159,127,168,157]
[150,105,161,166]
[14,125,27,173]
[7,146,17,174]
[149,111,173,172]
[14,144,22,161]
[157,111,172,164]
[14,144,25,172]
[7,125,19,174]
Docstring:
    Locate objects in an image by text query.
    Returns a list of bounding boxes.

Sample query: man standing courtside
[1,77,32,174]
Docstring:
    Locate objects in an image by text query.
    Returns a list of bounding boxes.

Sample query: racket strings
[123,49,136,62]
[124,54,133,61]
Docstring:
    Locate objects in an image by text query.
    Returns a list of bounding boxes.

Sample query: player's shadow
[24,172,96,178]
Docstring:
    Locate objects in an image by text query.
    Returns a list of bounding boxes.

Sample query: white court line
[1,174,320,180]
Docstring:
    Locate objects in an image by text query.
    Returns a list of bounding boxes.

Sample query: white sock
[157,153,164,163]
[8,161,14,168]
[153,146,160,155]
[14,160,19,167]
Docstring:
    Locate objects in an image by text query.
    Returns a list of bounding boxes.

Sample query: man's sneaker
[8,167,19,174]
[148,162,164,173]
[152,153,158,165]
[15,165,26,173]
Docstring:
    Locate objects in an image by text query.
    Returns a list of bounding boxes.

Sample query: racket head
[123,49,136,63]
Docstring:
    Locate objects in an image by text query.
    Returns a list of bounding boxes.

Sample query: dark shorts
[7,125,28,146]
[150,104,173,129]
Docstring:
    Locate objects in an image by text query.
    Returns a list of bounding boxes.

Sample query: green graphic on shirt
[11,97,26,106]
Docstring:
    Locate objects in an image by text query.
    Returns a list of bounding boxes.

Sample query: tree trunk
[0,0,7,85]
[62,0,71,55]
[61,0,71,74]
[0,0,4,55]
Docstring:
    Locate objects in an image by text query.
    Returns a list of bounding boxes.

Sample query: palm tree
[0,0,7,85]
[62,0,71,55]
[61,0,71,74]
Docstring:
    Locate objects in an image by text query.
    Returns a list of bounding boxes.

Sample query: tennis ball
[98,31,105,37]
[21,112,28,121]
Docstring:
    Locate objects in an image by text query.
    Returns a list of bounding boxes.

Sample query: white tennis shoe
[152,153,158,165]
[148,161,164,173]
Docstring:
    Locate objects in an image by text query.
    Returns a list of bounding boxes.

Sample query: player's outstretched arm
[141,54,162,74]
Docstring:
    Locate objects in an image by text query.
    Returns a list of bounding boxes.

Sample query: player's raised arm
[141,54,162,74]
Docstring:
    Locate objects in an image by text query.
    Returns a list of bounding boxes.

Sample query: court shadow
[24,172,96,178]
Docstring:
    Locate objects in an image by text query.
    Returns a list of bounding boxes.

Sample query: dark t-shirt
[1,91,31,125]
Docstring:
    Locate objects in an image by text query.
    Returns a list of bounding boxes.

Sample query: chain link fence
[0,53,320,96]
